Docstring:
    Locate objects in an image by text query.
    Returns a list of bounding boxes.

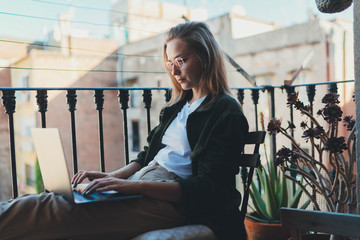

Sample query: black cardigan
[133,92,249,240]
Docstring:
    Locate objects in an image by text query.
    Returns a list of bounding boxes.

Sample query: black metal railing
[0,80,355,198]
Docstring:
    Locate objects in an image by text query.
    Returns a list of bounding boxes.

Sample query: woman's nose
[172,64,181,75]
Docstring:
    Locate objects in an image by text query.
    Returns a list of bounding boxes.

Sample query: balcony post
[265,85,276,163]
[306,85,316,157]
[143,89,152,134]
[284,85,298,192]
[2,90,18,198]
[285,86,295,139]
[66,89,78,175]
[237,89,245,106]
[36,90,48,128]
[328,83,338,93]
[94,89,105,172]
[251,89,259,131]
[119,89,130,165]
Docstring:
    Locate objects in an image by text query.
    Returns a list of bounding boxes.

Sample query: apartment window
[125,78,140,108]
[18,73,30,102]
[130,91,141,108]
[253,73,274,122]
[25,164,35,187]
[132,120,140,152]
[254,73,274,86]
[19,117,35,137]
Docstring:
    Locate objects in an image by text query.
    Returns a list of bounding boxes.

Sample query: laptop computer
[31,128,141,204]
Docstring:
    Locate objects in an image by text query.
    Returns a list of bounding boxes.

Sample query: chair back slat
[238,154,260,168]
[244,131,266,145]
[239,131,266,226]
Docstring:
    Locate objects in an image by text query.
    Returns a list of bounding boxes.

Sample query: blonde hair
[163,21,230,106]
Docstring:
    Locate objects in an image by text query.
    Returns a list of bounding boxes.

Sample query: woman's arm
[137,181,182,202]
[82,177,182,203]
[108,161,142,179]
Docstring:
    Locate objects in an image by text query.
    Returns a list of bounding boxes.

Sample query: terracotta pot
[245,213,291,240]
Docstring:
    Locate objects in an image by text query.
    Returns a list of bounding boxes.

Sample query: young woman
[0,21,248,240]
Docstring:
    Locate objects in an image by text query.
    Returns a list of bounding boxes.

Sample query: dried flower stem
[269,92,356,214]
[283,170,324,211]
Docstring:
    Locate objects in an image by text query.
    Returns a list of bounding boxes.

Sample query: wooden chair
[281,208,360,240]
[133,131,266,240]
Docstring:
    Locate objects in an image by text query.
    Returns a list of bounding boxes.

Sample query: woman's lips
[177,78,185,83]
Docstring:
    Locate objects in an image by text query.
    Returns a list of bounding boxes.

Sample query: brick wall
[0,68,12,200]
[42,54,126,178]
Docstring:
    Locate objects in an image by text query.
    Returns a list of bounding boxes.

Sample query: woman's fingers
[71,171,108,187]
[71,171,86,186]
[83,178,111,194]
[83,177,135,195]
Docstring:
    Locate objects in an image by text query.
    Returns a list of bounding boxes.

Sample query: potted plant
[267,92,356,239]
[245,113,310,240]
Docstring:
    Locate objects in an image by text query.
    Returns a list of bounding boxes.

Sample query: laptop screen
[31,128,73,200]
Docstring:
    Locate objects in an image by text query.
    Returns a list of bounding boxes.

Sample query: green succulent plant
[35,159,44,194]
[247,158,310,224]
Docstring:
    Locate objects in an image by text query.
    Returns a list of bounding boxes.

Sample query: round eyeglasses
[165,57,186,73]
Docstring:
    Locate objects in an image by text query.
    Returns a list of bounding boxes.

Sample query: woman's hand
[83,177,182,202]
[71,170,108,187]
[82,177,140,195]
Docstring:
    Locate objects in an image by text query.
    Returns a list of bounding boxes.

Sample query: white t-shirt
[149,96,207,179]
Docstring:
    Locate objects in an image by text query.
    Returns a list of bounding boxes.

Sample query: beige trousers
[0,164,185,240]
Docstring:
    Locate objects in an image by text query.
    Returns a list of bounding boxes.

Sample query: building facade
[115,11,354,164]
[1,30,123,198]
[0,37,31,200]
